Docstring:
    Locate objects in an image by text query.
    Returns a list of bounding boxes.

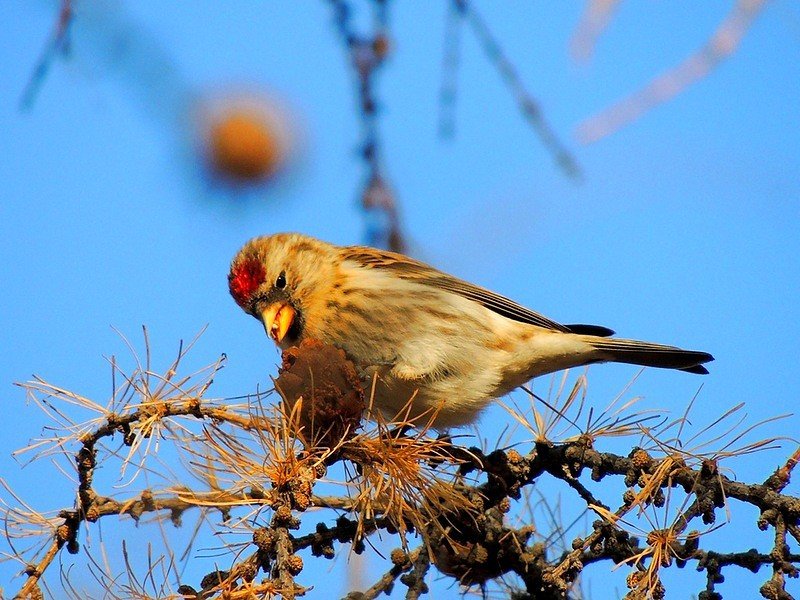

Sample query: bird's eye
[275,271,287,289]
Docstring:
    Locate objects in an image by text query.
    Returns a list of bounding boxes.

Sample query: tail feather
[587,337,714,374]
[565,324,615,337]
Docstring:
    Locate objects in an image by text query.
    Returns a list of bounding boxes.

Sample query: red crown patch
[229,258,266,308]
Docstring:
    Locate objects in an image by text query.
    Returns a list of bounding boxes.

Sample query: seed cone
[275,339,365,448]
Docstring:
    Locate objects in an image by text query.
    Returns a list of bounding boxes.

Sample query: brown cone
[275,339,365,448]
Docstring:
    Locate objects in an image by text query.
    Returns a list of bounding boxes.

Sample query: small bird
[229,233,713,428]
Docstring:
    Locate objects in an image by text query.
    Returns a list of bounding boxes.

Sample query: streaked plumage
[229,233,713,427]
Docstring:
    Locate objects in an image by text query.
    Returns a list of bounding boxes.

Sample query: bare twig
[326,0,406,253]
[456,0,581,178]
[20,0,72,110]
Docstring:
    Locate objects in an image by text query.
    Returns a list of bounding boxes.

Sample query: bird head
[228,233,337,348]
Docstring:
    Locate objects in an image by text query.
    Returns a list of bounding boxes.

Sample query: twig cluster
[3,334,799,599]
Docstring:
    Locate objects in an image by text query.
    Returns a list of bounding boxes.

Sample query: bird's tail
[585,337,714,374]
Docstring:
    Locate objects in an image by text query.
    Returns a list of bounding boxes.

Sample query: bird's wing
[341,246,573,332]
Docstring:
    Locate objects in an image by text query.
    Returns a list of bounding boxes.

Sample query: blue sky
[1,1,799,598]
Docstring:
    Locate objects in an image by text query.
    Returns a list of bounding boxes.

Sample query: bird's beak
[260,302,296,344]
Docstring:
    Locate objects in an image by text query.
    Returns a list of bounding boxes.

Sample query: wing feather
[341,246,572,332]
